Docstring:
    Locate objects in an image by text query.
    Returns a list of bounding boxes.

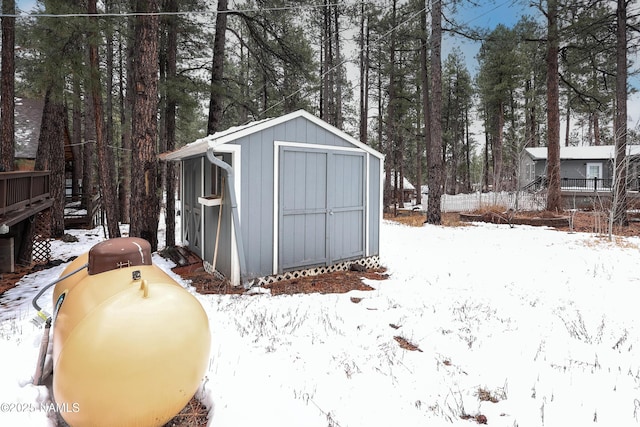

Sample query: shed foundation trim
[207,256,381,288]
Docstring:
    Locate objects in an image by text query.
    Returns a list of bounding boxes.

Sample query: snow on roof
[160,117,272,160]
[160,110,384,161]
[385,173,415,190]
[525,144,640,160]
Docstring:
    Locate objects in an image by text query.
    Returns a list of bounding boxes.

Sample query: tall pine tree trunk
[71,76,83,200]
[130,0,160,251]
[207,0,228,135]
[493,102,504,191]
[358,2,368,145]
[384,0,397,215]
[164,0,178,247]
[39,86,66,237]
[83,87,95,213]
[426,0,444,224]
[1,0,15,171]
[419,4,431,206]
[118,15,133,224]
[332,4,342,128]
[546,0,562,212]
[89,0,120,239]
[613,0,628,226]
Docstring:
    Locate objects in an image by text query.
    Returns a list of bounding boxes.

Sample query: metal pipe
[205,149,249,288]
[32,262,89,314]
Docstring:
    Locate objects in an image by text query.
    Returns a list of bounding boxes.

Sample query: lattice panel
[251,256,381,287]
[32,240,51,264]
[34,209,52,239]
[32,209,52,264]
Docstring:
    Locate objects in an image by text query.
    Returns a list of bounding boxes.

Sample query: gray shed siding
[174,112,382,284]
[182,157,203,258]
[201,152,233,279]
[237,130,275,278]
[228,116,379,278]
[368,156,381,255]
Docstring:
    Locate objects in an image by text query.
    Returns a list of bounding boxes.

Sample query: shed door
[279,148,365,272]
[183,159,203,257]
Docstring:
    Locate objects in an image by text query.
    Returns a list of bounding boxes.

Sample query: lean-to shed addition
[161,110,384,288]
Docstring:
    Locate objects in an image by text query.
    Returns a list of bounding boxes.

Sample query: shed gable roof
[161,110,384,161]
[525,145,640,161]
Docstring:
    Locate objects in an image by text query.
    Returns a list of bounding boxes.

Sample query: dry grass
[472,204,509,215]
[384,211,466,227]
[477,388,500,403]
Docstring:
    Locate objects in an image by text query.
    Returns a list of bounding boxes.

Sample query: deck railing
[560,177,613,192]
[0,171,51,217]
[523,176,628,192]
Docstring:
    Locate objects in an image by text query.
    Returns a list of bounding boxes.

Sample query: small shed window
[210,156,224,197]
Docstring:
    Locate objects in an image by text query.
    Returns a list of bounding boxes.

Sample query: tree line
[0,0,637,254]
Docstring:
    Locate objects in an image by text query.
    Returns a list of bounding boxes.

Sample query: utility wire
[0,2,344,18]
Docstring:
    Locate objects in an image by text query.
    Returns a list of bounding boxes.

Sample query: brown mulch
[171,264,389,296]
[264,268,388,296]
[0,265,33,297]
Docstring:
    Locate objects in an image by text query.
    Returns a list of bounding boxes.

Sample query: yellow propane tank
[51,237,210,427]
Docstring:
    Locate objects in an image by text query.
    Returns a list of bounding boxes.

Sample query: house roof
[15,97,44,159]
[386,174,415,190]
[160,109,384,161]
[525,145,640,161]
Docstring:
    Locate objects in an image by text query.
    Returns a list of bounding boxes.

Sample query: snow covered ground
[2,217,640,426]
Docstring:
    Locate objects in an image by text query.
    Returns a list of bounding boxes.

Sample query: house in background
[14,98,44,170]
[386,172,416,205]
[520,145,640,192]
[161,110,384,288]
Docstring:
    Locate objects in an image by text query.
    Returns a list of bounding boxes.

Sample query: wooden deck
[0,171,52,227]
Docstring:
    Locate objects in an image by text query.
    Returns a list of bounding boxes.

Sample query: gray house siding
[521,153,613,187]
[520,145,640,190]
[561,159,612,180]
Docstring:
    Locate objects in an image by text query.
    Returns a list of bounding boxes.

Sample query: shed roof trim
[160,110,384,161]
[525,145,640,161]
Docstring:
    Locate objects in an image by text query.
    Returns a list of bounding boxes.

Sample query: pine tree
[1,0,15,171]
[88,0,120,239]
[130,0,160,251]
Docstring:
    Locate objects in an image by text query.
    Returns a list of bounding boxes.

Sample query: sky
[446,0,640,130]
[444,0,536,74]
[2,203,640,426]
